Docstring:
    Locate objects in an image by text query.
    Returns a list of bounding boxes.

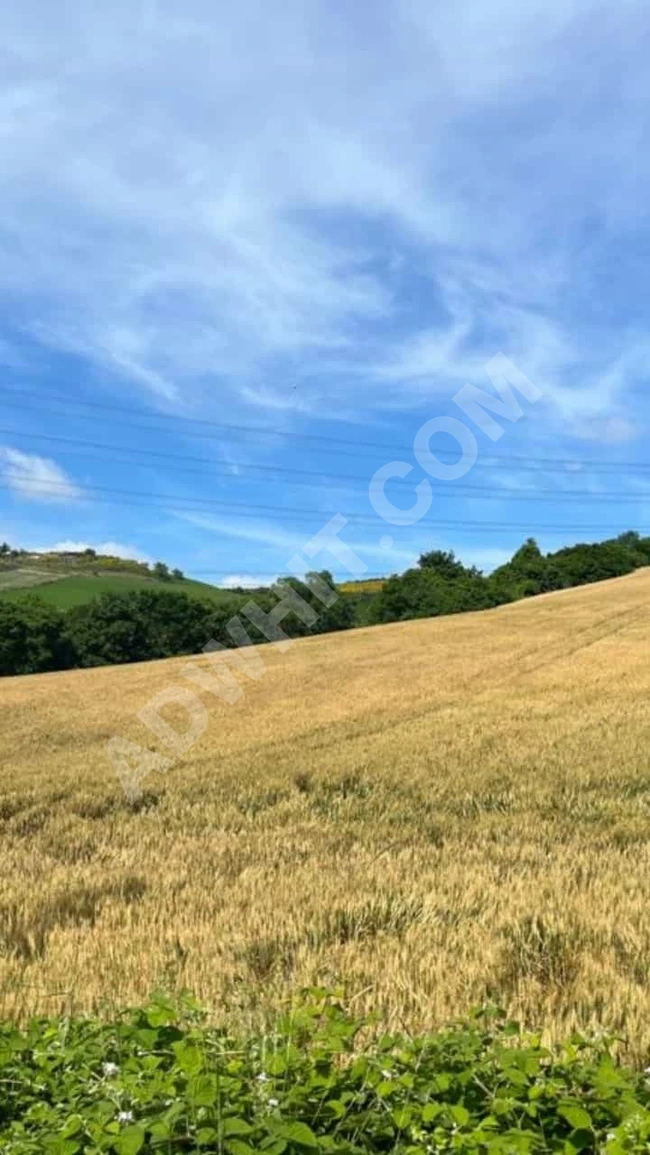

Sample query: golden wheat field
[2,570,650,1054]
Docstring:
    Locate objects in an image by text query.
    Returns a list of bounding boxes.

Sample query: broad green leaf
[558,1104,593,1131]
[224,1141,255,1155]
[222,1117,254,1137]
[392,1107,413,1129]
[42,1138,81,1155]
[148,1120,172,1141]
[449,1104,470,1128]
[60,1116,84,1139]
[323,1099,346,1119]
[145,1003,175,1028]
[422,1103,442,1124]
[135,1028,160,1049]
[376,1080,395,1098]
[196,1127,219,1145]
[114,1124,146,1155]
[266,1053,287,1075]
[273,1121,319,1149]
[188,1073,218,1106]
[260,1141,288,1155]
[172,1040,204,1075]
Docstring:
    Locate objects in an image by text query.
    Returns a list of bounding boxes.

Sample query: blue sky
[1,0,650,585]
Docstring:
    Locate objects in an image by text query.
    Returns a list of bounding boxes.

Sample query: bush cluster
[367,532,650,624]
[0,573,353,676]
[2,991,650,1153]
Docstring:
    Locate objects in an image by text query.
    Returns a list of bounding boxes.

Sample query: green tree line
[1,533,649,677]
[366,531,650,623]
[0,573,353,676]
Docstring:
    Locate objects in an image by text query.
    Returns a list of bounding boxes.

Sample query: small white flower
[268,1098,279,1108]
[381,1069,393,1080]
[257,1072,269,1083]
[102,1062,119,1078]
[117,1111,134,1124]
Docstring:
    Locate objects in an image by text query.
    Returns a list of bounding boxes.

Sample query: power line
[2,426,650,500]
[2,387,650,473]
[0,391,436,457]
[3,424,650,481]
[3,388,497,456]
[2,473,650,522]
[5,469,650,508]
[180,524,650,559]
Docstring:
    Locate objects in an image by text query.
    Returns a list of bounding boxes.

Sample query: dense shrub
[2,991,650,1152]
[371,533,650,623]
[369,565,497,624]
[489,533,650,601]
[0,597,75,676]
[0,571,351,676]
[64,590,240,667]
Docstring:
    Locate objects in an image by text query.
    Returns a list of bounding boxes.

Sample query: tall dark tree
[0,599,73,675]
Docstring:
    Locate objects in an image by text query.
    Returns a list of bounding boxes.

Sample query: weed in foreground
[2,990,650,1153]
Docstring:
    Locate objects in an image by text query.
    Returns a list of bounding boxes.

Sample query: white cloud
[42,539,152,563]
[0,0,649,434]
[220,573,274,589]
[0,447,82,503]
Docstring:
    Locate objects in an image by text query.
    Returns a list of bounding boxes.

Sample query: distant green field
[0,573,248,609]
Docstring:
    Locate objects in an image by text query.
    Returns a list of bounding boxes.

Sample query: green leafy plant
[2,990,650,1152]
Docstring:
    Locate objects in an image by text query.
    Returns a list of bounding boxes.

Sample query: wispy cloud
[0,447,82,503]
[2,0,650,434]
[218,443,242,477]
[174,510,419,570]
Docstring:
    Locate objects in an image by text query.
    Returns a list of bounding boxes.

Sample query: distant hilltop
[0,543,184,581]
[0,543,274,610]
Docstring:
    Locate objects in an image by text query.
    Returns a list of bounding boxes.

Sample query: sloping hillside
[0,571,242,607]
[2,570,650,1052]
[0,551,246,606]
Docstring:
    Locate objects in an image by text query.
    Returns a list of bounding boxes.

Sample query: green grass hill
[0,548,257,608]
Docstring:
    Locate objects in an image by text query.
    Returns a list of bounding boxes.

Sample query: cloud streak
[174,509,420,570]
[0,447,82,503]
